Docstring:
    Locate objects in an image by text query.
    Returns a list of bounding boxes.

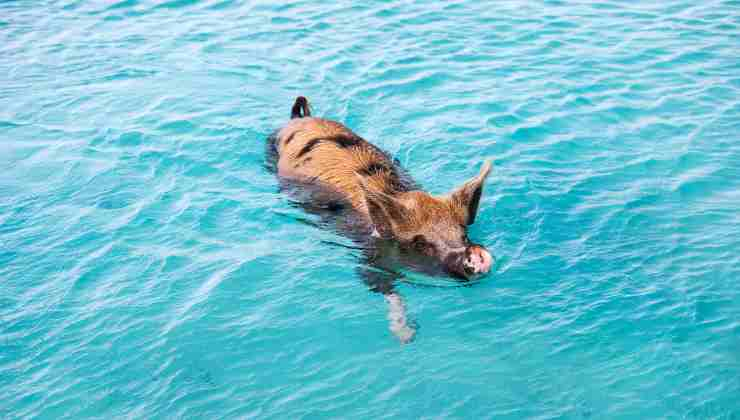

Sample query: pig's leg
[384,291,416,344]
[360,266,417,344]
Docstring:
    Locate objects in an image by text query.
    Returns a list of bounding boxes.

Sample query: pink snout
[463,245,493,277]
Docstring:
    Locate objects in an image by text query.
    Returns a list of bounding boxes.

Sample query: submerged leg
[361,265,417,344]
[384,291,416,344]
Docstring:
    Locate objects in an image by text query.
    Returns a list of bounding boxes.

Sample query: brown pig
[266,96,494,342]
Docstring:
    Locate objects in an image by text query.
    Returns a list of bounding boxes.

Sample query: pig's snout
[445,245,493,279]
[462,245,492,277]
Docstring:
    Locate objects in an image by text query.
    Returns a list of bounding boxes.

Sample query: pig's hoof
[391,322,417,344]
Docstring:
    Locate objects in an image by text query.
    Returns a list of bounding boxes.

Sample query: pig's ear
[357,176,409,238]
[449,160,492,225]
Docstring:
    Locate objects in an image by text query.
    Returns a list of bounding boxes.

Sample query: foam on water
[1,0,739,418]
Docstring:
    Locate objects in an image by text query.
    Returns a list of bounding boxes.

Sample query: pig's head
[360,161,493,280]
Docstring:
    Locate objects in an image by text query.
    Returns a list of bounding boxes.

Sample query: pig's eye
[411,235,434,253]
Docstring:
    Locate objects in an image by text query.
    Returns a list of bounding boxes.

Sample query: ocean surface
[2,0,740,418]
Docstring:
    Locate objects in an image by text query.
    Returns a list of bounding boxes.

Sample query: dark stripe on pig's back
[295,135,417,195]
[275,119,418,194]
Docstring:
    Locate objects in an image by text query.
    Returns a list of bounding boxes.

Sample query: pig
[266,96,494,342]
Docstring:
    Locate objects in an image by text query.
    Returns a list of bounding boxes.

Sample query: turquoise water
[2,0,740,418]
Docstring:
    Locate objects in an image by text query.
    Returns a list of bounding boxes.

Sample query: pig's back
[269,117,416,213]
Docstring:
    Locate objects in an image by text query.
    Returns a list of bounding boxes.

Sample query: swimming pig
[267,97,493,342]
